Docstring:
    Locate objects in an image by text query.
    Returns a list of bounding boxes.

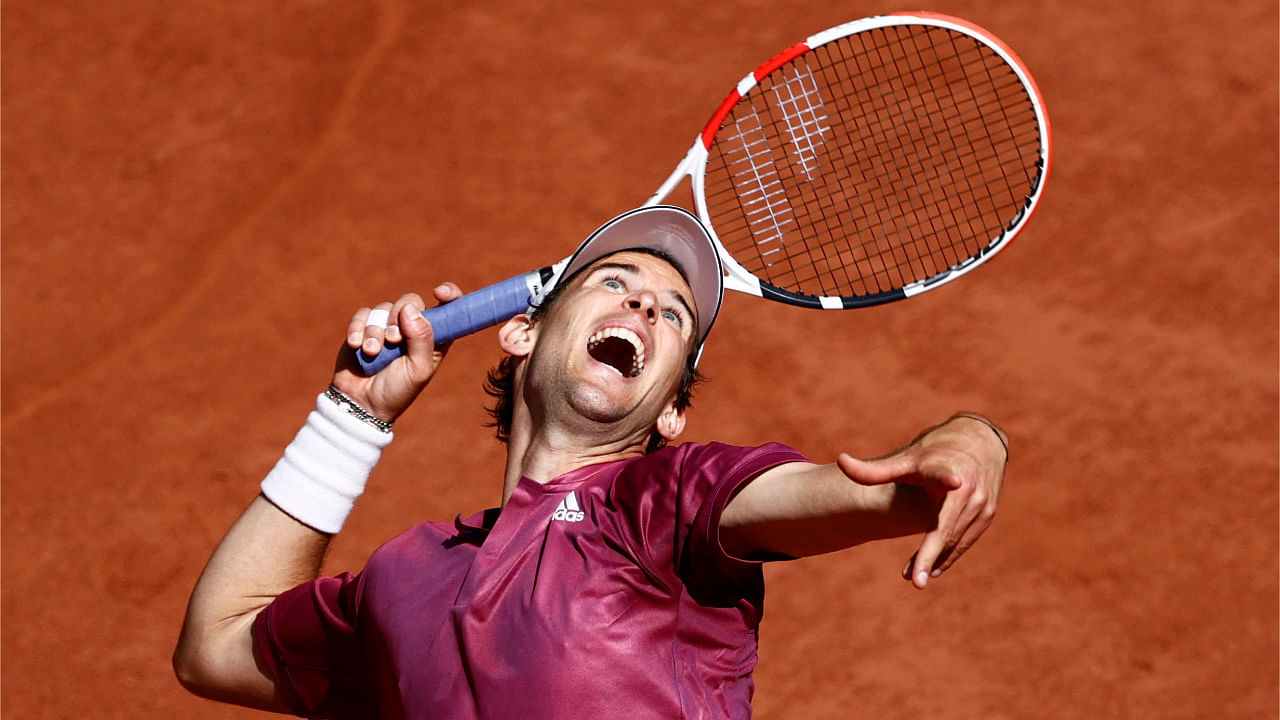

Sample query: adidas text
[553,508,585,522]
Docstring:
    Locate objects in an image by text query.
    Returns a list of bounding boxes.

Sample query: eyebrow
[588,261,697,326]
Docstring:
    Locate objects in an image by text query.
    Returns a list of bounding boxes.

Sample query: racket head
[689,12,1051,309]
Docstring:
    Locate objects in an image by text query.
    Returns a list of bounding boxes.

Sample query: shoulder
[615,440,806,471]
[620,441,809,490]
[364,514,487,577]
[671,440,809,477]
[605,441,810,510]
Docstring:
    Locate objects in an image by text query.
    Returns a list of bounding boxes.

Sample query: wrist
[260,391,394,534]
[951,412,1009,463]
[325,384,394,432]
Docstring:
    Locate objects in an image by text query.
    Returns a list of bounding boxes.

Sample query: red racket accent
[753,41,811,81]
[700,91,741,149]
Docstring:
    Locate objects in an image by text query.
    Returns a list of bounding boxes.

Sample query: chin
[566,385,633,424]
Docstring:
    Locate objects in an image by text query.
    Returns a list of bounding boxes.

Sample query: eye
[662,308,684,327]
[601,277,625,291]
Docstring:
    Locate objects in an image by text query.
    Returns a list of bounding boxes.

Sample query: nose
[626,290,659,322]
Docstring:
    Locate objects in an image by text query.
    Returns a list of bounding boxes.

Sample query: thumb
[398,303,440,379]
[836,452,919,486]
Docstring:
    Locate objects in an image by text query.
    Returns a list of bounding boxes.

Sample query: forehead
[579,249,692,292]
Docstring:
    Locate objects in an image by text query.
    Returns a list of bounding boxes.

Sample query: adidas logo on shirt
[552,492,585,523]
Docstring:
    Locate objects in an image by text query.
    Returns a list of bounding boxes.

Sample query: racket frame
[647,11,1051,310]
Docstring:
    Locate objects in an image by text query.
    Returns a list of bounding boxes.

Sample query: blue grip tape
[355,272,536,375]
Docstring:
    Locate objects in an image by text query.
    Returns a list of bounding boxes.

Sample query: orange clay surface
[3,2,1276,718]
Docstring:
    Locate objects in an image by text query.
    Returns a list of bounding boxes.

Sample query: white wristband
[261,392,393,533]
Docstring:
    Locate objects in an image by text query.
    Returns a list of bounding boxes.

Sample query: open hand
[836,415,1007,589]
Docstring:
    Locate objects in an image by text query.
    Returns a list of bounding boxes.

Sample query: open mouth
[587,327,646,378]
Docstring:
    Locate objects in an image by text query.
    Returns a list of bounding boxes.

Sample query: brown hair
[482,249,705,453]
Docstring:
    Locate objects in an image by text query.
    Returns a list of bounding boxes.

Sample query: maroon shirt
[253,441,808,720]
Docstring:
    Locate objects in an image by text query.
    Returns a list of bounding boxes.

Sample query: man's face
[523,250,698,439]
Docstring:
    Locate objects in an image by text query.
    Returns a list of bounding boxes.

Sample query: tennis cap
[550,206,723,359]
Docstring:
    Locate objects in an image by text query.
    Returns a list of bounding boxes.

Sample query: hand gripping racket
[358,12,1051,373]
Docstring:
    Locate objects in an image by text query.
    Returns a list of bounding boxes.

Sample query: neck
[500,404,649,505]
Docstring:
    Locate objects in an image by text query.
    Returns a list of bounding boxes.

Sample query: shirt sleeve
[678,442,809,593]
[252,572,376,719]
[611,441,809,602]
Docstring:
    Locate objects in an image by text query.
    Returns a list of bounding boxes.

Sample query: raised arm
[173,288,457,708]
[720,414,1008,589]
[173,495,325,710]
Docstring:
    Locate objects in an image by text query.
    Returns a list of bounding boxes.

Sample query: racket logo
[771,64,831,180]
[720,111,795,266]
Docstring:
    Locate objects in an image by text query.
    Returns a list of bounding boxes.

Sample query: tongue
[588,336,638,377]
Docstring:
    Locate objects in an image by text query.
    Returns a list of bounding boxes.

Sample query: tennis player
[174,207,1008,719]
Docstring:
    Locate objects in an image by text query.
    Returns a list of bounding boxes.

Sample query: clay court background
[3,1,1276,718]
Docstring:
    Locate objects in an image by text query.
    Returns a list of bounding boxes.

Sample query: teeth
[588,327,645,377]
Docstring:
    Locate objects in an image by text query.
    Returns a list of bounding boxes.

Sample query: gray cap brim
[550,206,723,356]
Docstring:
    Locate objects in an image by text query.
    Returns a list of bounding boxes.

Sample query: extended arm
[721,414,1008,589]
[173,289,457,706]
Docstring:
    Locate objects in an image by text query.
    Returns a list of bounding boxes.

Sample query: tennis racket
[358,11,1050,374]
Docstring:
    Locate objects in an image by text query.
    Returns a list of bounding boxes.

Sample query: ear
[655,401,687,441]
[498,313,536,357]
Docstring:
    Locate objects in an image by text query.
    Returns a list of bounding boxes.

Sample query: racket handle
[355,269,549,375]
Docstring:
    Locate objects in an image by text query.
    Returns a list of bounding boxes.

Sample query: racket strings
[704,23,1043,300]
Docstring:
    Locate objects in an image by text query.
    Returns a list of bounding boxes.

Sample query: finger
[835,452,918,486]
[432,282,463,303]
[929,493,997,577]
[909,477,995,587]
[347,308,372,348]
[928,534,973,579]
[912,455,966,493]
[385,293,427,345]
[346,304,391,349]
[418,283,463,347]
[367,307,392,335]
[358,302,394,356]
[397,302,439,378]
[836,452,965,495]
[908,492,968,589]
[909,530,947,589]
